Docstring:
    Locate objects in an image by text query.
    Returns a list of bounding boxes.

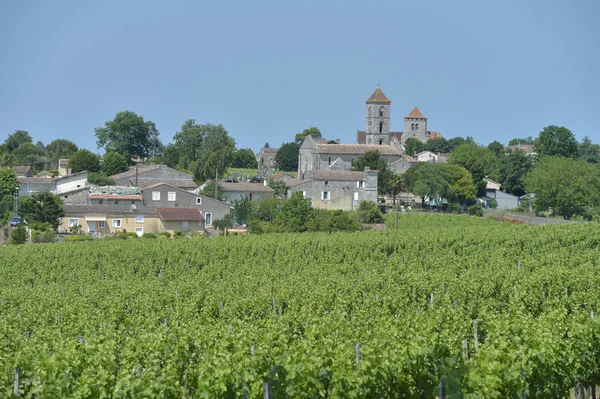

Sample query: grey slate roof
[220,182,275,193]
[316,144,401,156]
[310,170,370,181]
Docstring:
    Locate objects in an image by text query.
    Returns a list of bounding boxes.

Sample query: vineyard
[1,214,600,398]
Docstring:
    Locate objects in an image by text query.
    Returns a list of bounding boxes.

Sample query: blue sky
[1,0,598,153]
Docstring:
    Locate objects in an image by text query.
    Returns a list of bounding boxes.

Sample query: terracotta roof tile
[428,131,443,139]
[156,208,203,221]
[366,88,391,103]
[405,107,426,119]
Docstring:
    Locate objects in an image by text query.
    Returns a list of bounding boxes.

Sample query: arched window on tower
[411,123,415,130]
[415,123,419,130]
[379,122,383,133]
[379,107,384,117]
[379,138,383,145]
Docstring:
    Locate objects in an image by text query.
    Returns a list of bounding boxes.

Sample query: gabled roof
[366,87,391,103]
[405,107,426,119]
[17,176,56,184]
[316,143,401,156]
[285,178,309,187]
[311,170,373,181]
[156,207,203,221]
[220,182,275,193]
[12,166,33,177]
[37,171,54,178]
[428,131,443,139]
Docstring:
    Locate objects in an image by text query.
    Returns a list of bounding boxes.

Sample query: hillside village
[1,87,599,241]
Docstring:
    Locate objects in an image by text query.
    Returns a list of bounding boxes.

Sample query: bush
[468,204,484,217]
[173,230,185,238]
[306,209,361,232]
[11,225,28,245]
[142,232,156,239]
[213,218,233,230]
[357,200,384,224]
[489,199,498,209]
[64,235,93,242]
[32,229,55,243]
[158,231,171,238]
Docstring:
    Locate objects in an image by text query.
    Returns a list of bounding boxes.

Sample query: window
[182,221,189,229]
[68,218,79,227]
[168,191,176,202]
[114,200,118,205]
[205,212,212,226]
[328,157,331,165]
[415,123,419,130]
[112,219,122,228]
[135,215,144,223]
[302,191,306,198]
[357,180,365,188]
[379,107,384,117]
[196,197,202,205]
[249,193,253,200]
[379,138,383,145]
[134,227,143,237]
[379,122,383,133]
[321,191,329,200]
[98,200,103,204]
[324,181,329,186]
[152,191,160,201]
[98,221,105,228]
[354,192,359,201]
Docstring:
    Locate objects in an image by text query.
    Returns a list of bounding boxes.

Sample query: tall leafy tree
[497,149,533,196]
[525,156,600,220]
[533,125,578,158]
[508,137,533,146]
[403,138,423,156]
[448,143,495,197]
[13,143,43,169]
[102,152,129,176]
[232,148,258,169]
[160,145,181,169]
[191,124,236,182]
[4,130,33,153]
[276,191,313,232]
[579,136,600,163]
[274,142,301,172]
[423,137,451,153]
[18,191,65,229]
[0,168,18,199]
[95,111,163,164]
[69,149,101,173]
[487,140,505,157]
[173,119,205,169]
[46,139,79,166]
[294,127,322,144]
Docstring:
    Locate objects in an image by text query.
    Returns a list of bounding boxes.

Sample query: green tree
[232,149,258,169]
[0,168,18,199]
[160,145,181,169]
[351,150,389,194]
[95,111,163,164]
[13,142,44,169]
[497,149,533,196]
[357,200,383,223]
[173,119,205,169]
[4,130,33,153]
[45,139,79,167]
[277,191,313,232]
[446,136,475,152]
[487,140,505,157]
[444,164,477,205]
[525,156,600,220]
[69,149,101,173]
[294,127,322,144]
[268,180,287,197]
[403,138,423,156]
[255,198,281,222]
[19,191,65,229]
[274,142,301,172]
[423,137,451,153]
[508,137,533,146]
[534,125,578,158]
[198,180,226,202]
[412,163,448,206]
[191,124,236,182]
[11,224,28,245]
[87,172,115,186]
[449,143,495,197]
[579,136,600,163]
[232,196,256,224]
[102,152,129,176]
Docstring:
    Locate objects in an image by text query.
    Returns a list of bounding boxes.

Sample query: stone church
[298,87,442,179]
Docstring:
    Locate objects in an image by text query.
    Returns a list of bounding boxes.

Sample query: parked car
[9,216,26,227]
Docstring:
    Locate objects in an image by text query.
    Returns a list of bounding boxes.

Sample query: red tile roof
[366,88,391,103]
[428,131,443,139]
[405,107,425,118]
[156,208,203,221]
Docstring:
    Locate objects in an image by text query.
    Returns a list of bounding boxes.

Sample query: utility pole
[13,187,18,216]
[215,168,218,200]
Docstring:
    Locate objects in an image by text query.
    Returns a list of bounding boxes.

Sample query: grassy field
[1,214,599,397]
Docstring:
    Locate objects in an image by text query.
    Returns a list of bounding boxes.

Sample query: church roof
[406,107,426,118]
[316,143,401,156]
[366,88,391,103]
[356,131,403,144]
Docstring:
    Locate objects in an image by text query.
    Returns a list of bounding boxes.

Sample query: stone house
[55,171,88,194]
[60,205,159,236]
[140,183,232,228]
[257,147,279,178]
[286,169,378,211]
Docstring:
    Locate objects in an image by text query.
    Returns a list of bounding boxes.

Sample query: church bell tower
[365,87,391,145]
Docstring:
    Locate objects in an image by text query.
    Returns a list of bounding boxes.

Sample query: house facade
[287,169,378,211]
[60,205,160,236]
